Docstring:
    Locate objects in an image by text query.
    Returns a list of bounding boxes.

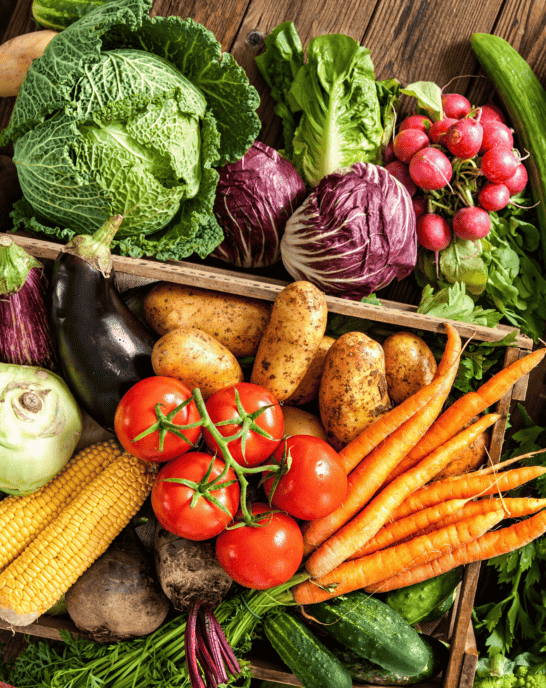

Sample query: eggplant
[50,215,156,431]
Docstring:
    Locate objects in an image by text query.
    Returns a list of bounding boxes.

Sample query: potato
[65,528,170,643]
[151,326,243,399]
[251,281,328,402]
[154,524,232,612]
[143,282,271,357]
[285,336,336,406]
[319,331,392,450]
[432,427,490,482]
[0,30,58,98]
[282,405,328,442]
[383,331,438,405]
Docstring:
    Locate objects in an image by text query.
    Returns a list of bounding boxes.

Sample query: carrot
[305,412,500,578]
[365,506,546,593]
[292,510,504,605]
[337,322,462,474]
[384,347,546,484]
[398,497,546,541]
[347,498,469,558]
[391,465,546,521]
[441,450,546,481]
[302,330,462,558]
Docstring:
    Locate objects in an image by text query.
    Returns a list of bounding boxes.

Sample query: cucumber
[383,566,463,626]
[309,591,429,676]
[471,33,546,264]
[31,0,107,30]
[420,589,456,624]
[333,634,450,685]
[263,611,352,688]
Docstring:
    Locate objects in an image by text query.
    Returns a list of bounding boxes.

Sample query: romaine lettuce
[1,0,261,261]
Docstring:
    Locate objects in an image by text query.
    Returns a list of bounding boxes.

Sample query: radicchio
[280,162,417,299]
[212,141,307,268]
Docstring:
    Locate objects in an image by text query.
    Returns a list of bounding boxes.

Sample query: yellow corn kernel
[0,439,125,571]
[0,452,155,618]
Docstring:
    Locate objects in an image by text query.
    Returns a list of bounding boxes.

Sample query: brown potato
[319,331,392,450]
[251,281,328,402]
[282,406,328,442]
[151,327,243,399]
[143,282,271,358]
[0,30,58,98]
[285,336,336,406]
[383,331,438,405]
[431,428,490,482]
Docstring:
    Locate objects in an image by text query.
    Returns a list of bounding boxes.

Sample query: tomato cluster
[114,377,348,590]
[386,92,528,254]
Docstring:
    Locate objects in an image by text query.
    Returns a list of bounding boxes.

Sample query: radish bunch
[386,90,528,258]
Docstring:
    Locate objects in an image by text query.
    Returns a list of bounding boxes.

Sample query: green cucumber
[383,566,463,626]
[31,0,107,30]
[333,634,450,685]
[471,33,546,264]
[309,591,429,677]
[420,589,457,624]
[263,611,352,688]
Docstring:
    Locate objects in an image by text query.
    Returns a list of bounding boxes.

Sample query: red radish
[477,103,507,124]
[481,147,519,183]
[453,206,491,240]
[445,118,483,159]
[442,93,472,119]
[385,160,417,196]
[384,139,396,164]
[504,163,528,196]
[478,182,511,212]
[393,129,430,164]
[417,213,452,251]
[409,147,452,191]
[429,117,458,145]
[479,121,514,154]
[399,115,433,134]
[417,213,452,277]
[412,196,426,219]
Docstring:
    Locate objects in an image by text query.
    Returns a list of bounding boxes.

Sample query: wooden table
[1,1,546,687]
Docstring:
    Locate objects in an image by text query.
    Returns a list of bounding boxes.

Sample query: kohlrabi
[1,0,260,262]
[0,363,82,495]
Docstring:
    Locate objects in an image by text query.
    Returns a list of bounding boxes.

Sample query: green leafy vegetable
[400,81,444,121]
[256,21,400,186]
[1,0,261,262]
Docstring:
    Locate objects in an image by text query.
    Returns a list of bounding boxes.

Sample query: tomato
[263,435,348,520]
[114,376,201,462]
[215,503,303,589]
[151,452,240,541]
[203,383,284,467]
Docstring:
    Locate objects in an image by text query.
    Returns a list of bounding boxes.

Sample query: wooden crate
[0,231,534,688]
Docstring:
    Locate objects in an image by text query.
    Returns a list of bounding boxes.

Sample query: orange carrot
[347,498,469,558]
[292,510,504,605]
[305,412,500,578]
[398,497,546,541]
[337,323,462,474]
[365,506,546,593]
[391,465,546,521]
[384,347,546,484]
[302,366,458,558]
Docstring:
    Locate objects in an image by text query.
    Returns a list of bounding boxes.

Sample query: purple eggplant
[0,235,56,370]
[49,215,156,431]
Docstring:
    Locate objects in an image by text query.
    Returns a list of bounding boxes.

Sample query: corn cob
[0,439,125,572]
[0,450,155,622]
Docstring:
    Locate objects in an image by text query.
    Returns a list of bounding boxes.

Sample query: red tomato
[215,503,303,589]
[262,435,348,520]
[151,452,240,541]
[114,377,201,462]
[203,383,284,467]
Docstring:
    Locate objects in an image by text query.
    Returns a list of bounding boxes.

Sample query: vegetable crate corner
[0,232,536,688]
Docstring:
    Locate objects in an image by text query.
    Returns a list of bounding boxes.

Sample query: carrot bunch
[292,328,546,606]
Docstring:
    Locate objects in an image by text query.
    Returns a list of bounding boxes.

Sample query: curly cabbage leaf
[1,0,260,261]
